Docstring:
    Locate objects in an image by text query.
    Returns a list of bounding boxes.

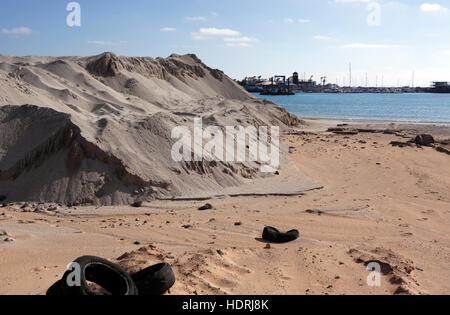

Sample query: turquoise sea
[255,93,450,125]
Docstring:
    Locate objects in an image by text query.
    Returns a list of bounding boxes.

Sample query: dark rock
[234,222,242,226]
[134,241,141,245]
[198,203,213,211]
[328,128,359,135]
[414,134,435,147]
[217,250,224,256]
[131,201,143,208]
[390,141,413,148]
[436,146,450,155]
[182,224,193,229]
[306,209,323,216]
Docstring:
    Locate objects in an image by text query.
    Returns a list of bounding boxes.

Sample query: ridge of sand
[0,52,303,205]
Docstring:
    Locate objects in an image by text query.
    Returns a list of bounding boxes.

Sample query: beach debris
[306,209,324,216]
[182,224,193,229]
[234,221,243,226]
[198,203,213,211]
[131,262,176,296]
[3,237,14,242]
[0,229,7,236]
[0,195,6,202]
[131,201,143,208]
[47,256,139,296]
[414,134,435,147]
[47,205,58,211]
[435,146,450,155]
[134,241,141,245]
[328,128,359,135]
[217,250,225,256]
[390,141,413,148]
[262,226,300,244]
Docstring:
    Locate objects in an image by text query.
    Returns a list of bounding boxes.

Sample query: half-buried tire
[53,256,138,295]
[262,226,300,244]
[131,263,176,295]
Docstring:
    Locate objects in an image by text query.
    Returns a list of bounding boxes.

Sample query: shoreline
[295,116,450,126]
[297,119,450,140]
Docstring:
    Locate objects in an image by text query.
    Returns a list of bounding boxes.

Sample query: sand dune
[0,52,301,205]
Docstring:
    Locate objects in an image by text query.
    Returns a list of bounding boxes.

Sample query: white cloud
[284,18,294,23]
[298,19,310,23]
[223,37,258,43]
[185,16,207,21]
[160,27,177,32]
[199,28,240,36]
[420,3,448,13]
[342,43,402,48]
[0,27,33,36]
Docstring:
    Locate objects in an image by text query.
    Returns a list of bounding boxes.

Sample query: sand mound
[348,247,423,295]
[0,52,301,205]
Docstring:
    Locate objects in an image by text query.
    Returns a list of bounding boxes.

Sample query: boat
[429,82,450,93]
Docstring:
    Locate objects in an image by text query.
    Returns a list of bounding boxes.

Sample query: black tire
[46,280,65,296]
[131,263,176,295]
[57,256,138,295]
[262,226,300,243]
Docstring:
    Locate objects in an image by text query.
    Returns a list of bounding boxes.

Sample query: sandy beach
[1,119,449,295]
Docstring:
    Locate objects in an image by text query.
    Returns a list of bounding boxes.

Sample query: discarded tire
[51,256,138,295]
[415,134,435,147]
[262,226,300,243]
[46,280,65,296]
[198,203,213,211]
[131,263,176,295]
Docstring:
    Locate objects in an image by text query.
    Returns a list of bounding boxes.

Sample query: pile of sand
[0,52,301,205]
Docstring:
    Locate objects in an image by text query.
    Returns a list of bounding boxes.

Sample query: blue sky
[1,0,449,86]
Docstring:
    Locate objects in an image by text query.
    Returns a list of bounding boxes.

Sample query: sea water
[255,93,450,125]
